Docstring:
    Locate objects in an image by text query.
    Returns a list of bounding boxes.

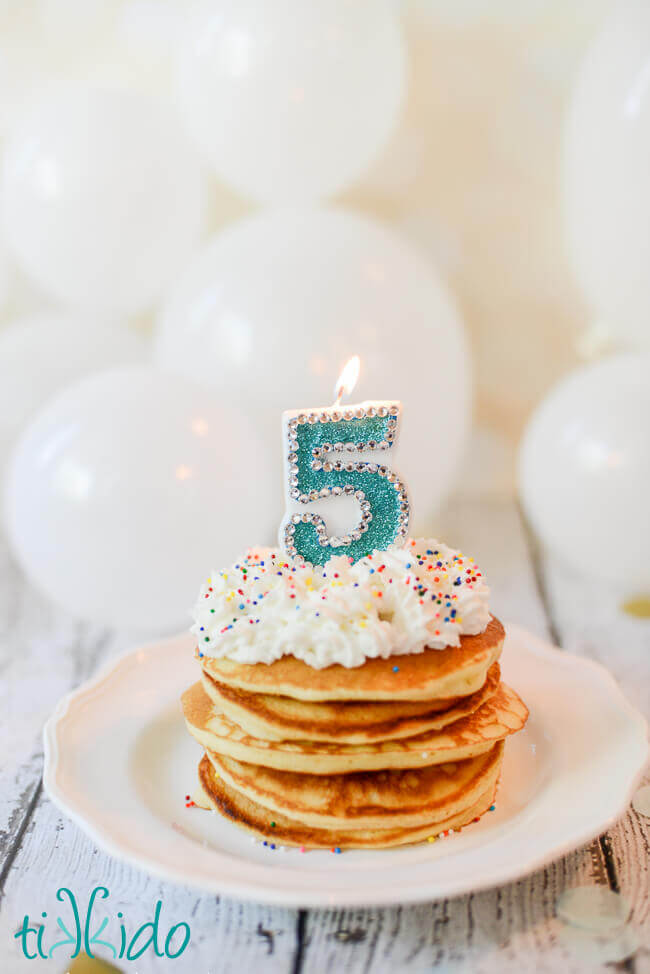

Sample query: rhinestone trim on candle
[282,405,409,565]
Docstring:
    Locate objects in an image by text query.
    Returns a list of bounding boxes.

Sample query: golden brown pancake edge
[200,662,501,743]
[198,615,505,702]
[181,679,528,774]
[196,754,500,848]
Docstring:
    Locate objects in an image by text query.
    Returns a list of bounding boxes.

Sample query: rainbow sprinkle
[193,542,485,655]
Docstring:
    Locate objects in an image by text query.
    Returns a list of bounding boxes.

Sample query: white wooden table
[1,495,648,973]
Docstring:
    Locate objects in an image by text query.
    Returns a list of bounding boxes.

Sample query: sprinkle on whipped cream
[190,539,491,669]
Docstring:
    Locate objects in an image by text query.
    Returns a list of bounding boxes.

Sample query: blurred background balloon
[117,0,180,86]
[1,83,206,315]
[518,355,650,590]
[0,241,10,314]
[4,366,275,629]
[154,207,470,529]
[34,0,117,51]
[0,313,145,477]
[0,0,642,629]
[564,0,650,352]
[174,0,406,203]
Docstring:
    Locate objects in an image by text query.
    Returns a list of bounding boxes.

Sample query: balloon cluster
[0,1,470,628]
[519,1,650,591]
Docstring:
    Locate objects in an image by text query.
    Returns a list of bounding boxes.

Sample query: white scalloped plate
[43,623,648,908]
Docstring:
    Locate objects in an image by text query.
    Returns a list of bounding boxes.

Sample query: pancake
[201,662,501,743]
[182,679,528,774]
[196,755,499,848]
[198,615,505,702]
[205,742,504,829]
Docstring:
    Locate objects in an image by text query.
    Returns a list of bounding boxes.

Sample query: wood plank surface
[298,497,647,973]
[0,797,299,973]
[0,496,647,973]
[538,547,650,971]
[0,538,299,974]
[300,850,614,974]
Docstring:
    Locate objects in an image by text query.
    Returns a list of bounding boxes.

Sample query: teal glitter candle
[280,402,410,565]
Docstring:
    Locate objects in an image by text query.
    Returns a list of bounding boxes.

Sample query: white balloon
[0,34,48,139]
[174,0,406,203]
[0,313,146,473]
[35,0,117,49]
[0,240,10,313]
[564,1,650,350]
[518,355,650,589]
[4,367,274,629]
[1,84,206,315]
[117,0,181,73]
[154,207,470,528]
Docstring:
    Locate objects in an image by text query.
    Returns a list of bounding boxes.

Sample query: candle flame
[333,355,360,405]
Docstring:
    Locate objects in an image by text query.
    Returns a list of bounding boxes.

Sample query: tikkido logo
[14,886,191,962]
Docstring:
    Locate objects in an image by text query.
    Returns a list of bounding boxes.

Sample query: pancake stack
[182,616,529,849]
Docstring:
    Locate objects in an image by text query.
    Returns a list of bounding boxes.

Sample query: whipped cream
[190,539,491,669]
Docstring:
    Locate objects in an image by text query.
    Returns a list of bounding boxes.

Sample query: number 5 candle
[279,357,410,565]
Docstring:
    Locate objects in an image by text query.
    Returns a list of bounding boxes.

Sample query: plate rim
[43,622,649,908]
